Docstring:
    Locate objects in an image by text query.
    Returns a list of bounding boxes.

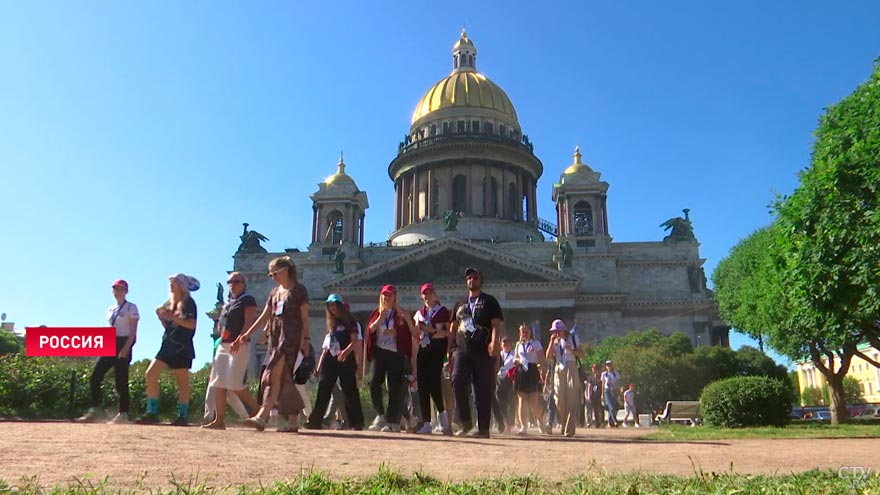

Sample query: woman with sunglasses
[365,284,418,432]
[232,256,310,432]
[202,272,260,430]
[137,273,199,426]
[412,283,452,435]
[305,293,364,430]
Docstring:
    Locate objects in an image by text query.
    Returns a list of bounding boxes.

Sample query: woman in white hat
[545,319,584,437]
[137,273,199,426]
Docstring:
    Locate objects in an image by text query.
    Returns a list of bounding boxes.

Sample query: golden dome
[324,154,358,190]
[563,146,595,175]
[411,71,518,125]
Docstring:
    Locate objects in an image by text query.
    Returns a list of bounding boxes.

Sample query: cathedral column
[602,196,610,235]
[501,166,507,219]
[411,170,418,222]
[426,168,432,218]
[312,205,318,243]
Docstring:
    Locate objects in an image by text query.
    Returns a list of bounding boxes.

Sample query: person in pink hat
[545,319,584,437]
[365,284,418,432]
[78,279,140,423]
[412,283,452,435]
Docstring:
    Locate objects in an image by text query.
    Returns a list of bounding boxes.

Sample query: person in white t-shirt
[622,383,639,427]
[513,323,549,435]
[601,360,621,427]
[79,279,140,424]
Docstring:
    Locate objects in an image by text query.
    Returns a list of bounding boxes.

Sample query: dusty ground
[1,422,879,490]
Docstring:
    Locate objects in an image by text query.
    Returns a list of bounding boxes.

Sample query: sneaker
[380,423,401,433]
[107,412,129,424]
[622,423,629,428]
[244,416,267,432]
[438,411,452,436]
[201,420,226,430]
[634,423,641,428]
[517,426,527,436]
[171,416,188,427]
[415,422,434,434]
[468,430,490,439]
[369,415,386,431]
[135,413,160,425]
[328,420,341,430]
[77,407,100,423]
[539,423,551,435]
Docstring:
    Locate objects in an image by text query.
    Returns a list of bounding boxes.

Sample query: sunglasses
[227,279,242,285]
[268,270,282,278]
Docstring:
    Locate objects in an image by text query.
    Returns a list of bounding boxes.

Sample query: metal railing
[397,132,535,156]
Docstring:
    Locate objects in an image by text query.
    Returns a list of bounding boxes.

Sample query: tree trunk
[825,373,849,425]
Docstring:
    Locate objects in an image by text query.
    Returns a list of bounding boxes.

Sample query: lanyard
[467,296,479,315]
[110,301,127,327]
[384,310,395,329]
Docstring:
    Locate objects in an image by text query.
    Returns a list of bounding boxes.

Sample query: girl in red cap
[412,283,452,435]
[365,284,417,432]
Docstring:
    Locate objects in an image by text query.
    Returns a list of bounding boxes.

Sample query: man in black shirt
[450,267,503,438]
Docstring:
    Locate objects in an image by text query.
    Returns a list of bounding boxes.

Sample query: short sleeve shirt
[601,370,620,393]
[455,292,502,354]
[162,297,197,358]
[219,293,257,343]
[107,301,139,337]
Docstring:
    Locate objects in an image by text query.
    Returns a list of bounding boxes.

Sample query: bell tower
[552,146,610,246]
[310,154,369,247]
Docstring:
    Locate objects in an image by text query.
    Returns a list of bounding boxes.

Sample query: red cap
[112,280,129,291]
[420,283,434,295]
[380,284,397,296]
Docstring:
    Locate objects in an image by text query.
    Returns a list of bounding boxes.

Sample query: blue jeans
[604,392,619,426]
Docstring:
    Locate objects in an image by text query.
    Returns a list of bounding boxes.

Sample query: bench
[655,401,701,426]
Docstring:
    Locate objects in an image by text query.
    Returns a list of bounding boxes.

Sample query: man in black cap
[449,267,503,438]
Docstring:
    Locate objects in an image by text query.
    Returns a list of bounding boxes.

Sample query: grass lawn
[1,469,877,495]
[643,421,880,441]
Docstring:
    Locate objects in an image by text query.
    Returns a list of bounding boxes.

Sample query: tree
[773,61,880,423]
[801,386,824,406]
[0,331,21,355]
[735,346,789,382]
[692,345,738,383]
[820,377,865,406]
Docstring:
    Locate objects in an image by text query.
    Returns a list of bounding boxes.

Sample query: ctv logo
[25,327,116,357]
[838,466,873,489]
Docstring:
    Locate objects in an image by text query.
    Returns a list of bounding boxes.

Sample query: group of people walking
[81,257,640,436]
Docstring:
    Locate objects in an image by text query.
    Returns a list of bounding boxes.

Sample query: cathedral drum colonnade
[230,31,729,380]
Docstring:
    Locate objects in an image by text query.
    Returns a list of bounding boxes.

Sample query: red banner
[25,327,116,357]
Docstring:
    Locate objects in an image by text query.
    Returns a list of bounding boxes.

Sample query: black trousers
[89,337,133,413]
[370,348,406,424]
[494,376,515,428]
[417,342,446,421]
[309,355,364,429]
[451,350,493,434]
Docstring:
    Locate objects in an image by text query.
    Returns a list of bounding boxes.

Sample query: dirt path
[1,423,878,489]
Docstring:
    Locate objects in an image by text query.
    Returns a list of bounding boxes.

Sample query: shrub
[0,354,211,420]
[700,376,792,427]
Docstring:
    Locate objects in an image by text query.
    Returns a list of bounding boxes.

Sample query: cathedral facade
[232,31,729,373]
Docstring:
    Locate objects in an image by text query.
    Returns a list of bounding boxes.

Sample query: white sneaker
[517,426,528,436]
[77,407,100,423]
[369,415,386,431]
[107,412,129,424]
[416,422,433,434]
[622,423,629,428]
[634,423,641,428]
[380,423,401,433]
[439,411,452,436]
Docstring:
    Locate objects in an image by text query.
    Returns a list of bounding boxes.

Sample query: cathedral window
[457,121,465,133]
[508,183,517,220]
[452,174,467,213]
[442,122,450,134]
[472,121,480,133]
[429,124,437,136]
[485,122,494,134]
[573,201,594,236]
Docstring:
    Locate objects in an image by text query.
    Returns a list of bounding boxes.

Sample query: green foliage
[818,376,865,405]
[0,354,210,420]
[692,345,738,383]
[801,386,824,406]
[774,62,880,343]
[700,376,793,428]
[0,331,22,355]
[610,347,701,414]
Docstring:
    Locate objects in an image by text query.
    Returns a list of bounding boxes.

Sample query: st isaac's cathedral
[231,31,729,371]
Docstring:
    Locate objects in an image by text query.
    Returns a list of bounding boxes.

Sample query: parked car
[810,410,832,422]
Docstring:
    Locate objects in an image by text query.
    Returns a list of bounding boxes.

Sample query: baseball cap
[381,284,397,296]
[501,336,510,343]
[464,267,481,277]
[169,273,200,292]
[420,283,434,294]
[549,319,567,332]
[605,360,613,365]
[326,294,343,304]
[112,279,129,291]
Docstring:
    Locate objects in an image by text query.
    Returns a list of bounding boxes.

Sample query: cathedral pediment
[325,237,578,290]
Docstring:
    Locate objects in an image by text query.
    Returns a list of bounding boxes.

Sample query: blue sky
[1,1,878,368]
